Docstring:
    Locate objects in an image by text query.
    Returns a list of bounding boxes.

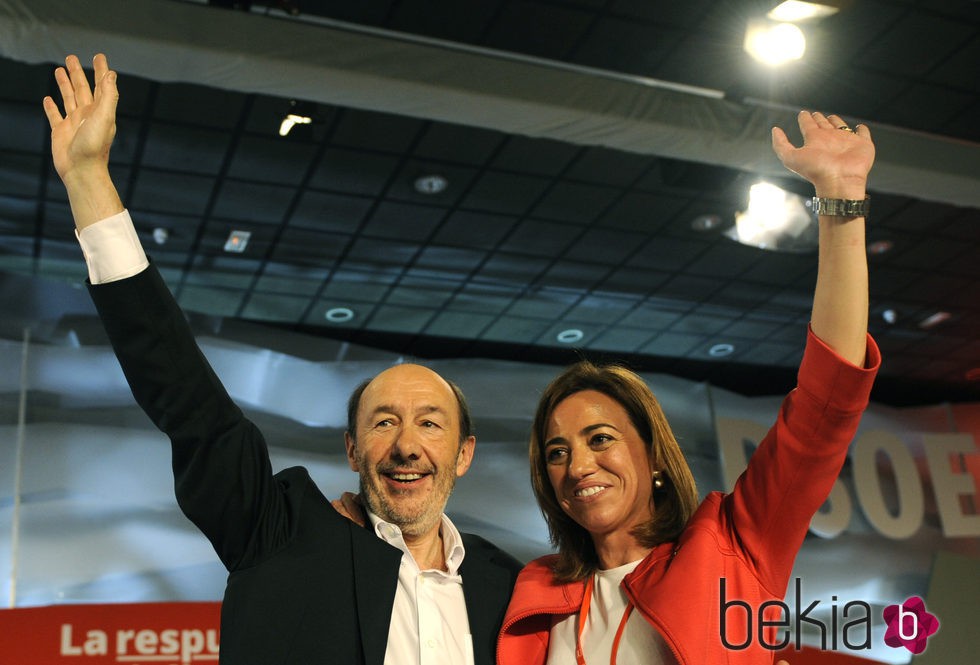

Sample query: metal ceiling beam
[2,0,978,209]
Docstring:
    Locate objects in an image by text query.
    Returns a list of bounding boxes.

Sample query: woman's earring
[653,470,664,489]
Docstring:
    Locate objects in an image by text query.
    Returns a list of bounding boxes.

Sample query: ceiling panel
[0,0,977,405]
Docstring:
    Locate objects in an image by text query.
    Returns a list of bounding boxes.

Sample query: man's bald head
[345,364,473,445]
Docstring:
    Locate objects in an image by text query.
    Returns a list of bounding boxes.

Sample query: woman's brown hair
[529,360,699,582]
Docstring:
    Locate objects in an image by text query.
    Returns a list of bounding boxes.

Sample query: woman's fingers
[770,125,795,164]
[810,111,834,129]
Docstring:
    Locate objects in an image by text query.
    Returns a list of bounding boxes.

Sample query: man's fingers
[66,54,94,107]
[93,70,120,127]
[42,96,63,131]
[90,55,118,128]
[93,53,109,84]
[54,66,75,114]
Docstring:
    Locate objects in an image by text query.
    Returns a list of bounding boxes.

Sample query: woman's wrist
[811,174,868,200]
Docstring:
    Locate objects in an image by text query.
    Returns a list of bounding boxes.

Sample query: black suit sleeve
[88,265,289,571]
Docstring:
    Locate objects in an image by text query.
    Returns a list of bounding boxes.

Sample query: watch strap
[810,196,870,218]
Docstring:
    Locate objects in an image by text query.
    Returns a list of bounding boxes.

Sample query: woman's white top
[545,559,676,664]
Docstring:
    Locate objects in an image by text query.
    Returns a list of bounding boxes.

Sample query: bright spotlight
[768,1,841,22]
[278,113,312,137]
[744,20,806,65]
[726,182,817,252]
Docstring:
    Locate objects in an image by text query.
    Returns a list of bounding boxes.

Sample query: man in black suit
[44,52,521,665]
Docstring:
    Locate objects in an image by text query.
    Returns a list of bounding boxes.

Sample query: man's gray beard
[359,475,456,538]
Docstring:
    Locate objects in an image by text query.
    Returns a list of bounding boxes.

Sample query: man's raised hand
[43,53,119,185]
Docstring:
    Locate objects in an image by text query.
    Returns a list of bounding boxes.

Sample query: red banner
[0,603,220,665]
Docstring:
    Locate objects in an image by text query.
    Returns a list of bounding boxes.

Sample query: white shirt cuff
[75,210,149,284]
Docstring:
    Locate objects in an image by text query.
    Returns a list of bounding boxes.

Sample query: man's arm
[44,53,147,285]
[44,54,288,570]
[772,111,875,367]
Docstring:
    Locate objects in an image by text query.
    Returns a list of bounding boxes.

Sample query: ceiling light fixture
[918,311,951,330]
[152,227,169,245]
[744,19,806,65]
[767,1,844,22]
[278,100,315,137]
[708,343,735,357]
[279,114,312,137]
[556,329,584,344]
[224,230,251,253]
[881,308,898,325]
[867,239,894,256]
[325,307,355,323]
[725,181,817,252]
[691,214,724,232]
[413,174,449,195]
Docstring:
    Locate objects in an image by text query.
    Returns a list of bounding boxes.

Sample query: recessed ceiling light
[691,214,723,232]
[881,308,898,325]
[919,311,951,329]
[152,227,169,245]
[224,230,251,253]
[708,343,735,357]
[867,239,894,255]
[325,307,355,323]
[556,329,584,344]
[414,174,449,195]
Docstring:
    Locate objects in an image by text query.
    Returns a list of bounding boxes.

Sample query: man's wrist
[61,162,113,189]
[62,166,124,230]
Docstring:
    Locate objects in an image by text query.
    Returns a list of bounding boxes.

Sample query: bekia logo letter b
[882,596,939,654]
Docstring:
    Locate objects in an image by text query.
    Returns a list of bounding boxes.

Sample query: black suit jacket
[89,265,522,665]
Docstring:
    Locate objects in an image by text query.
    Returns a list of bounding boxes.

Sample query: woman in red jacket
[498,111,879,665]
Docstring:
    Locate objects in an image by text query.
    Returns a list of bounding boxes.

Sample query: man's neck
[403,523,447,572]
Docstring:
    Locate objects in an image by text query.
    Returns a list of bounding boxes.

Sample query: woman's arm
[772,111,875,367]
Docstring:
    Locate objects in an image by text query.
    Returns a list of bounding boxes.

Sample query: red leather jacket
[498,330,880,665]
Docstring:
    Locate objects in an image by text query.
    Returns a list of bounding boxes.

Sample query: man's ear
[345,431,360,472]
[455,435,476,477]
